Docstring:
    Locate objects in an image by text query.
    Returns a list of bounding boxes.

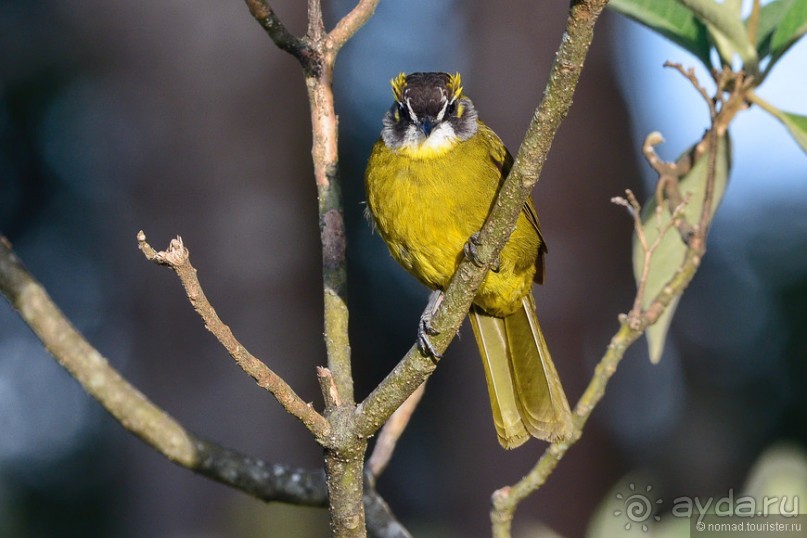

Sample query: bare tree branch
[137,232,331,442]
[0,235,412,536]
[0,236,317,501]
[327,0,380,52]
[641,132,696,242]
[364,475,413,538]
[491,233,707,537]
[490,63,757,537]
[355,0,611,441]
[307,0,325,42]
[663,64,751,248]
[243,0,317,72]
[246,3,383,535]
[612,189,690,326]
[367,382,426,478]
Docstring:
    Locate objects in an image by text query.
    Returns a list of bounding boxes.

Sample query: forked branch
[491,64,754,537]
[137,232,331,442]
[0,235,411,537]
[0,237,322,503]
[355,0,612,440]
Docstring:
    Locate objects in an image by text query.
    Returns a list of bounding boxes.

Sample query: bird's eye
[396,101,409,120]
[391,102,406,122]
[446,100,457,116]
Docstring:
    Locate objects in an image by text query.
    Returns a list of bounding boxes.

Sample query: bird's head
[381,72,478,154]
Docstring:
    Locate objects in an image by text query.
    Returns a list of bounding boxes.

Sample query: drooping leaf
[780,112,807,154]
[752,0,797,57]
[633,134,732,363]
[680,0,759,74]
[608,0,712,67]
[775,111,807,155]
[769,0,807,66]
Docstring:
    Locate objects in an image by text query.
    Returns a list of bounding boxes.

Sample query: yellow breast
[364,123,542,316]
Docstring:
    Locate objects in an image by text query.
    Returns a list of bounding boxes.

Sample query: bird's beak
[419,117,434,137]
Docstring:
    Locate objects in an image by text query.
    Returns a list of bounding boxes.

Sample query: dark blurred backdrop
[1,1,805,537]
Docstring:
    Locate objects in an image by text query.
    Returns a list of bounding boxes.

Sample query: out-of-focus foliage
[609,0,807,361]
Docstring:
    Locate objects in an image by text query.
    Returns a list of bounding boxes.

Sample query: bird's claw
[418,290,444,361]
[464,233,500,272]
[417,318,442,361]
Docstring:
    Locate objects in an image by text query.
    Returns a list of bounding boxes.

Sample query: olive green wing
[485,127,547,284]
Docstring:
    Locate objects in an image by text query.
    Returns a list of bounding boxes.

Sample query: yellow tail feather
[469,298,573,449]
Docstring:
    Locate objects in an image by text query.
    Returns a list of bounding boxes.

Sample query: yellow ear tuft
[391,73,407,102]
[448,72,463,101]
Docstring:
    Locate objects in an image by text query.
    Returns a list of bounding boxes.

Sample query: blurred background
[1,0,805,536]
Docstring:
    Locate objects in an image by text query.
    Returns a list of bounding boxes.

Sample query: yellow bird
[364,72,573,448]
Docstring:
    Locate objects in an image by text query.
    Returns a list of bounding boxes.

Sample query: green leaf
[608,0,712,67]
[769,0,807,64]
[680,0,759,74]
[779,112,807,154]
[633,134,732,363]
[767,109,807,155]
[750,91,807,154]
[752,0,797,57]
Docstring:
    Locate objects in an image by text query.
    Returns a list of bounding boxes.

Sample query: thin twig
[612,190,690,326]
[137,231,331,442]
[491,63,753,537]
[318,366,343,408]
[675,65,719,242]
[642,132,694,241]
[0,237,321,502]
[250,3,385,535]
[642,131,675,175]
[367,382,426,478]
[243,0,315,70]
[664,61,717,118]
[664,66,750,245]
[0,237,413,536]
[699,115,720,240]
[327,0,380,52]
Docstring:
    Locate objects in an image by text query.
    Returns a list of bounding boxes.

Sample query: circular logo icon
[613,482,662,532]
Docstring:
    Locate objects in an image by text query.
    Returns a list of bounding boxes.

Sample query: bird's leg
[418,290,444,360]
[464,232,500,272]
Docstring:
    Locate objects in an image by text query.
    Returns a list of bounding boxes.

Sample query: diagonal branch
[490,193,705,538]
[245,3,384,535]
[0,236,411,536]
[137,231,331,442]
[244,0,319,73]
[244,0,303,54]
[0,236,320,502]
[327,0,380,52]
[490,61,757,533]
[491,207,709,537]
[355,0,611,440]
[366,382,426,478]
